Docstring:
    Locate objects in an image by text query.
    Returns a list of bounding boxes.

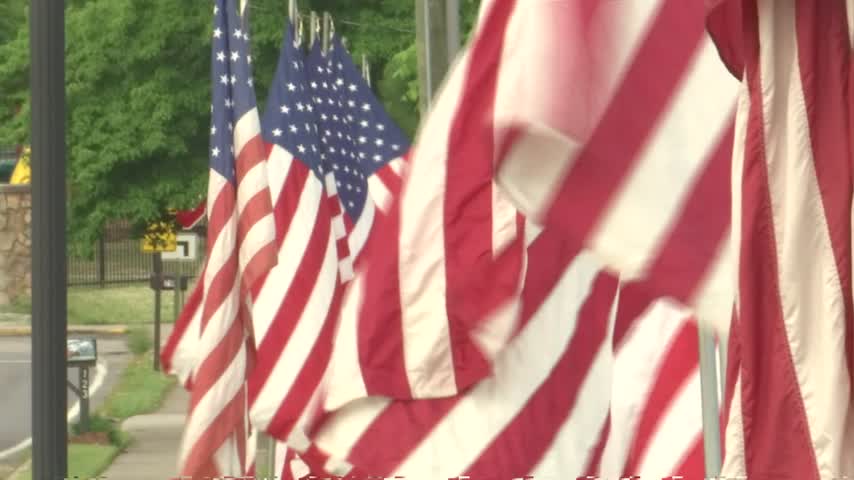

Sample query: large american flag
[710,1,854,477]
[275,0,727,476]
[315,0,852,478]
[478,0,854,476]
[287,227,713,479]
[174,0,277,477]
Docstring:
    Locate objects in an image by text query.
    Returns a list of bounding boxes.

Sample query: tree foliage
[0,0,479,249]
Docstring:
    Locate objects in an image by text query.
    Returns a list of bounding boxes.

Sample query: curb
[0,325,129,337]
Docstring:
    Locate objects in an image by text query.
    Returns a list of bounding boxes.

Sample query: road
[0,336,132,468]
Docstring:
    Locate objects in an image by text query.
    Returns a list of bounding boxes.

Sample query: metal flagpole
[322,12,332,54]
[698,323,723,477]
[445,0,460,60]
[421,0,434,108]
[362,54,371,87]
[30,0,68,477]
[310,11,319,47]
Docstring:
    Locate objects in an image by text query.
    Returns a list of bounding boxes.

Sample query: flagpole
[698,324,722,477]
[310,11,318,47]
[445,0,460,60]
[322,12,332,54]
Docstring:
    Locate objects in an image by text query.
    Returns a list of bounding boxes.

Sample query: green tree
[0,0,479,252]
[0,0,27,46]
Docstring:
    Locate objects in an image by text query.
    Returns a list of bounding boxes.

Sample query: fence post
[97,234,105,288]
[152,252,162,371]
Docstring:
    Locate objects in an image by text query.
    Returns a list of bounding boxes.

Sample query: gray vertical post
[698,325,722,477]
[153,252,163,371]
[98,233,106,288]
[416,0,450,112]
[30,0,68,477]
[78,366,90,432]
[173,276,179,323]
[445,0,460,60]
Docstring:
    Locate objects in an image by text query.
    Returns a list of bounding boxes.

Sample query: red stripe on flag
[611,121,733,347]
[443,0,519,391]
[621,323,698,477]
[265,286,344,440]
[541,0,707,251]
[247,200,333,405]
[462,273,619,478]
[793,0,854,389]
[357,202,411,397]
[582,414,611,476]
[250,161,313,300]
[190,313,246,412]
[737,1,819,476]
[182,387,249,477]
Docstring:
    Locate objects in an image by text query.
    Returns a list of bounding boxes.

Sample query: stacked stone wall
[0,185,31,305]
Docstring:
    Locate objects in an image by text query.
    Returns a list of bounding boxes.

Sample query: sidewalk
[100,385,189,479]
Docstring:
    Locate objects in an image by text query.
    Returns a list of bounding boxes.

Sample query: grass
[99,351,176,420]
[10,444,121,480]
[0,282,197,325]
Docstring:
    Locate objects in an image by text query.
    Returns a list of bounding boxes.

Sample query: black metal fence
[68,220,206,287]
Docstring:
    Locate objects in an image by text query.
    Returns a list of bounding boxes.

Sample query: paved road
[0,336,132,467]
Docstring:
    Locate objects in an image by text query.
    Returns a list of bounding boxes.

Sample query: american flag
[276,0,726,476]
[312,0,853,478]
[247,21,343,446]
[710,1,854,477]
[174,0,277,477]
[478,0,854,476]
[246,27,410,452]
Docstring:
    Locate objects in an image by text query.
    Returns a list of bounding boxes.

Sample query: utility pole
[30,0,68,478]
[415,0,449,112]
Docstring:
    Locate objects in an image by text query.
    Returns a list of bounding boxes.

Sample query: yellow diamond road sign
[141,221,177,253]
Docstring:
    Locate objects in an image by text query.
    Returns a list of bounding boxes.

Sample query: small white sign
[162,233,198,261]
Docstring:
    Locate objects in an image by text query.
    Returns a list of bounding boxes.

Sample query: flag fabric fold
[710,1,854,477]
[288,226,711,480]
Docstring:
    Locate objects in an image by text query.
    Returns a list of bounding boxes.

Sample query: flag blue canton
[305,37,410,222]
[209,0,259,183]
[261,22,325,180]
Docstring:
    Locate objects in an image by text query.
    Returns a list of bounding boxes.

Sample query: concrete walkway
[99,385,189,480]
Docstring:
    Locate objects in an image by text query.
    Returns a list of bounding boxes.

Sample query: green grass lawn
[100,351,176,419]
[1,282,197,325]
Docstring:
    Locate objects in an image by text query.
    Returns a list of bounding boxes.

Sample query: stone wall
[0,184,31,305]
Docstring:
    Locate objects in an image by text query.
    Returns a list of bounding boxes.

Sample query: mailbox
[67,337,98,432]
[66,337,97,366]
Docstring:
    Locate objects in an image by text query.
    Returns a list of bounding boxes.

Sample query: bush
[126,326,152,355]
[70,414,130,448]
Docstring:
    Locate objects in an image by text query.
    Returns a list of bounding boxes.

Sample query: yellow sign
[141,221,177,252]
[10,146,31,185]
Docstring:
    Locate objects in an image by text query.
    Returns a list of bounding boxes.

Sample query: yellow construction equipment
[9,145,31,185]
